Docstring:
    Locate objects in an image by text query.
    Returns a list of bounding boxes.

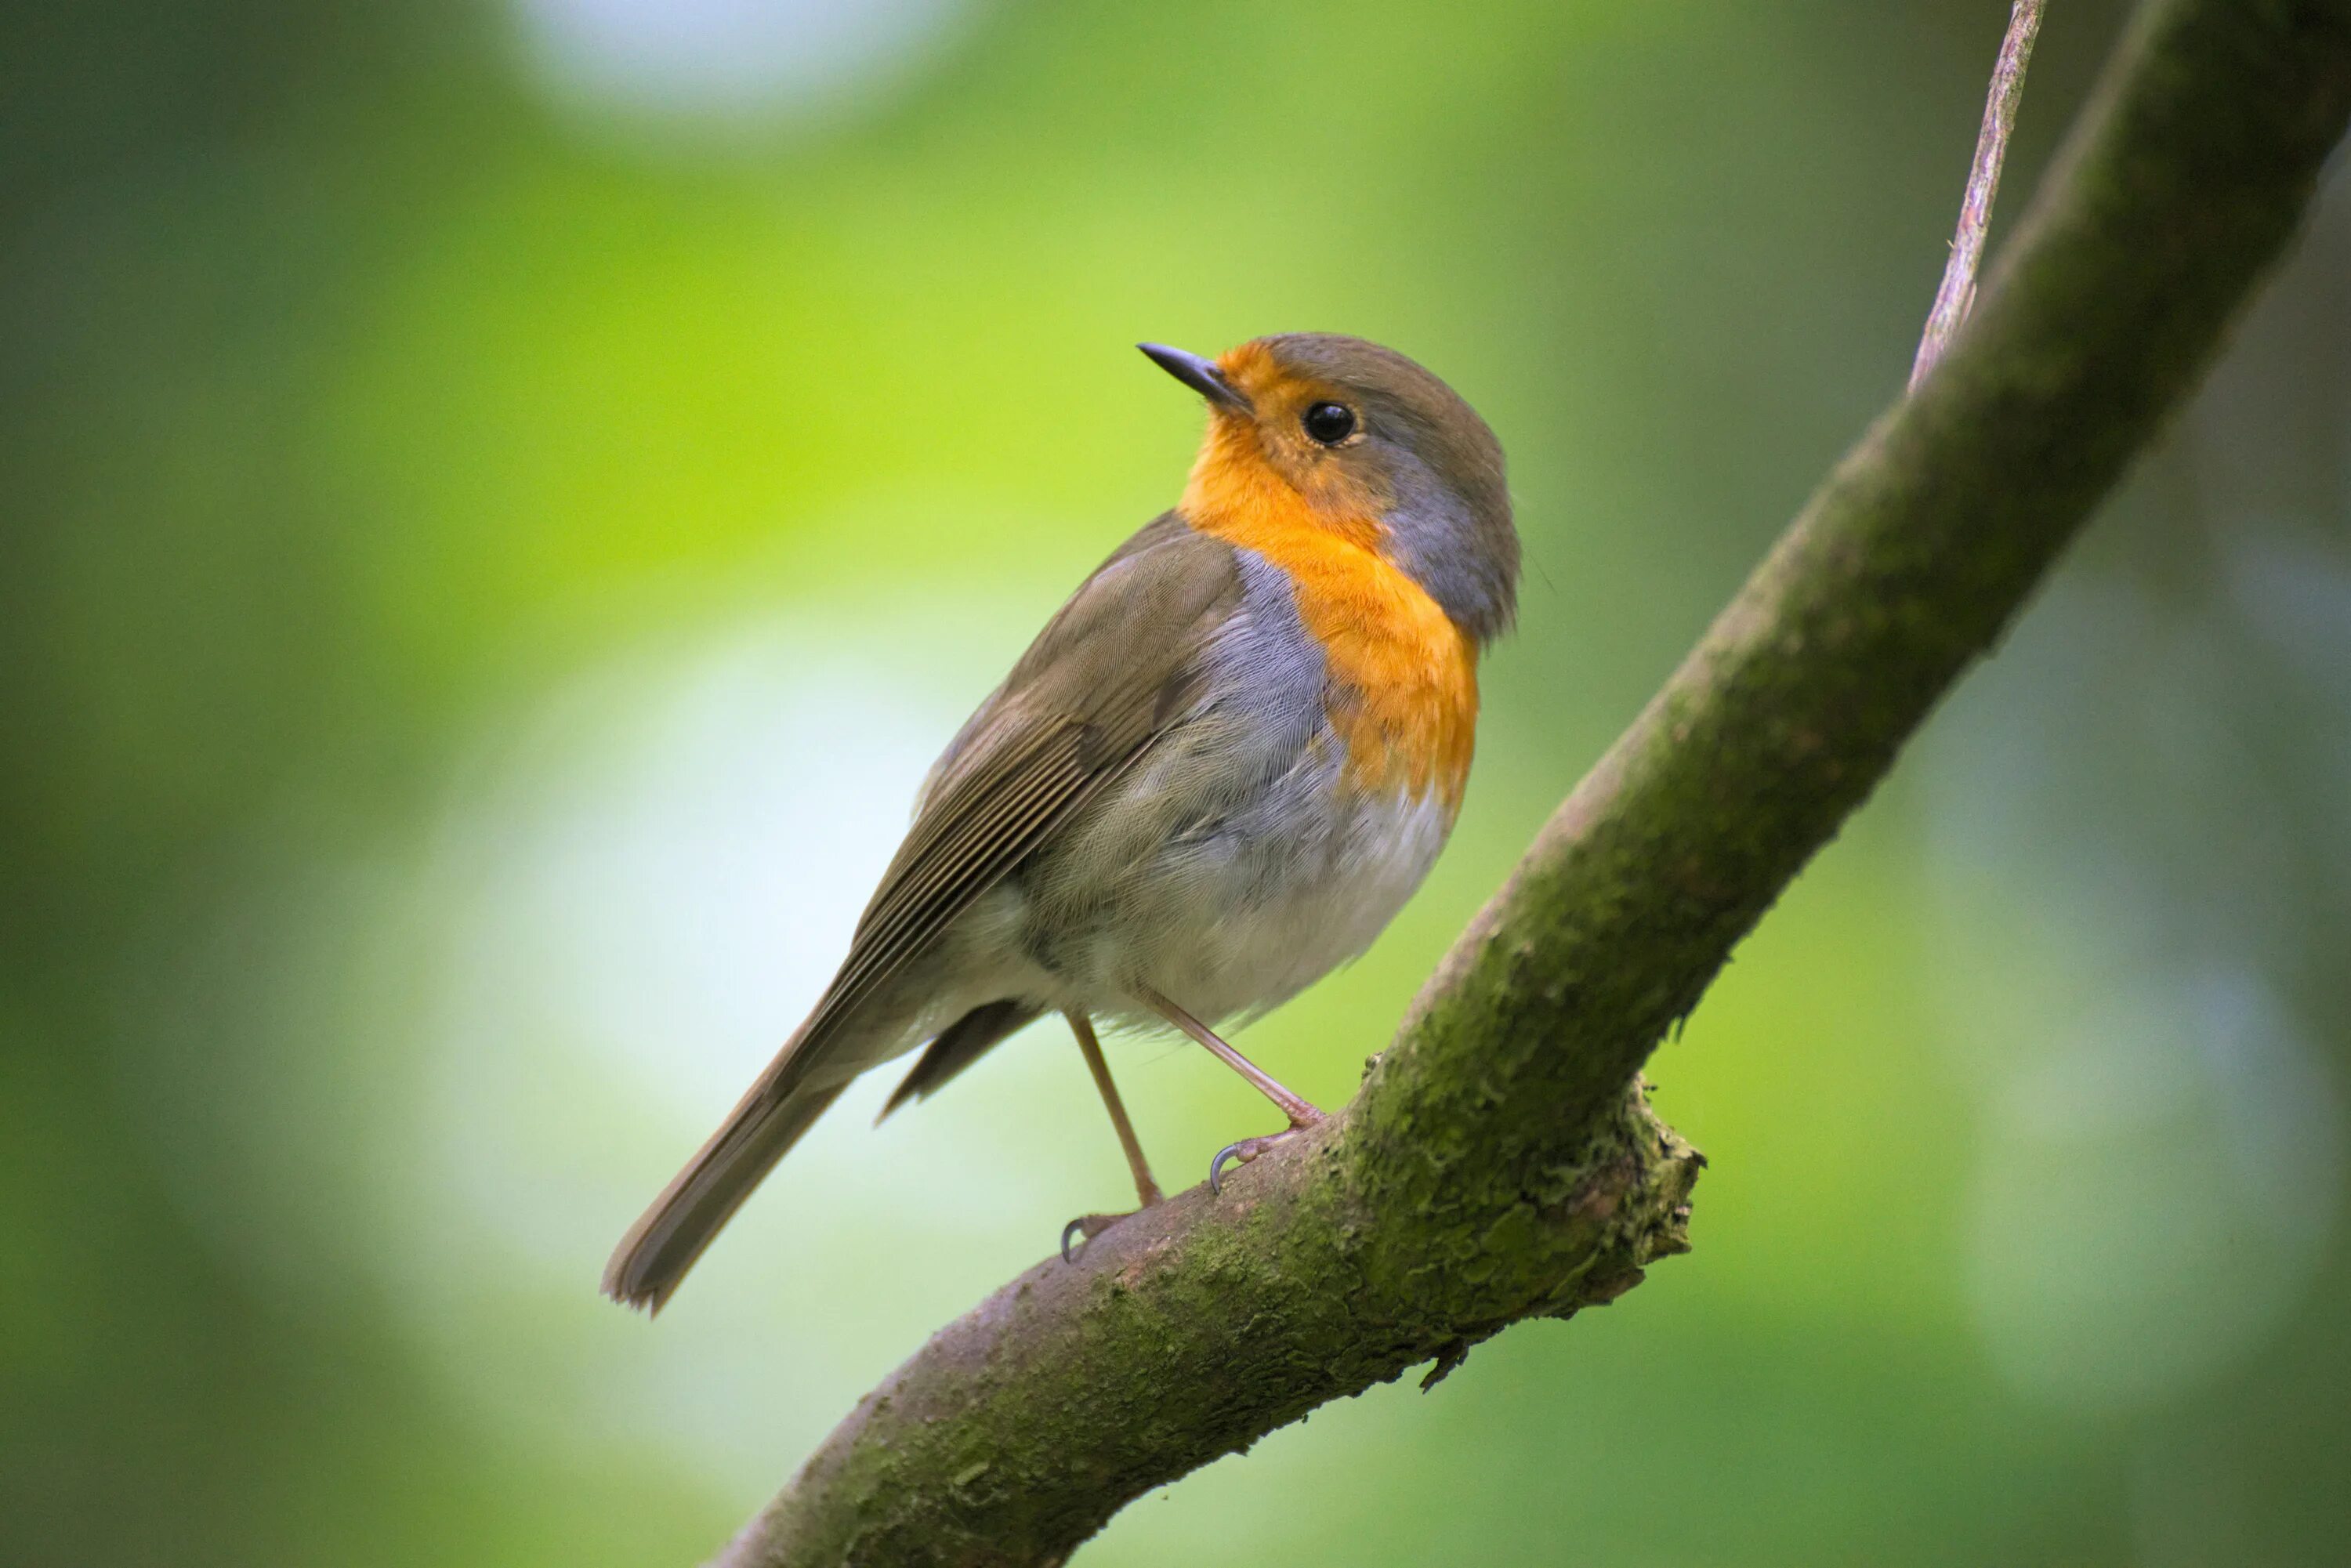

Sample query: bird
[603,333,1517,1313]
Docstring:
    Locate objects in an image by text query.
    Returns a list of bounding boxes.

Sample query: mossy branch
[715,2,2351,1563]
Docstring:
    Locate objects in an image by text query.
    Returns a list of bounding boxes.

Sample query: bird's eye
[1302,402,1357,445]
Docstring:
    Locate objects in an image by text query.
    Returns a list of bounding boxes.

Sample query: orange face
[1176,340,1480,813]
[1177,341,1396,537]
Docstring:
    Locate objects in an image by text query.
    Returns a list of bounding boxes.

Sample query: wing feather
[603,516,1242,1308]
[768,516,1239,1095]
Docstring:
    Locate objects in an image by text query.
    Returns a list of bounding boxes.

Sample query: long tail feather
[602,1075,846,1313]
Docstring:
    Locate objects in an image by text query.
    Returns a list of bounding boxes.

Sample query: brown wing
[607,515,1242,1309]
[772,511,1240,1092]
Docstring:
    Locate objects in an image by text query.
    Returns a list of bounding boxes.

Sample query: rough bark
[718,2,2351,1562]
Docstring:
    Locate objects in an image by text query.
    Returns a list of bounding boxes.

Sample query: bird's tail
[602,1070,846,1313]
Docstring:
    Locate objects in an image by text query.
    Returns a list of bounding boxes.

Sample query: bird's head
[1145,333,1518,645]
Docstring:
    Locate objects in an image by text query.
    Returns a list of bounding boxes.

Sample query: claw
[1059,1210,1136,1263]
[1208,1116,1328,1196]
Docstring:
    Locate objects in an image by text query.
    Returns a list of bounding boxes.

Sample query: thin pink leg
[1068,1011,1164,1209]
[1132,983,1325,1194]
[1058,1012,1168,1264]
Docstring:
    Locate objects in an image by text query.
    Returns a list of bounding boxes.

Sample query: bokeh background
[7,2,2349,1563]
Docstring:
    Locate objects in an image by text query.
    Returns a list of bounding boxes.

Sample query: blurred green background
[7,2,2349,1563]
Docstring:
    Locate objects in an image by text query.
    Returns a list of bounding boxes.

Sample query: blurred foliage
[5,2,2348,1564]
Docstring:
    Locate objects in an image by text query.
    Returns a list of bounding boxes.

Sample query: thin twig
[1911,0,2046,389]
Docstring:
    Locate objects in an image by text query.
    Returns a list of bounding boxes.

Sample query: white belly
[1121,781,1452,1024]
[930,762,1458,1034]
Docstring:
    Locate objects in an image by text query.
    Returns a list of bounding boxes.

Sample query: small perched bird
[605,334,1517,1312]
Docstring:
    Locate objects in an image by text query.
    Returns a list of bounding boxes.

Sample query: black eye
[1302,401,1356,445]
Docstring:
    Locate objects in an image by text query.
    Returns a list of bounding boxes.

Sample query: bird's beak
[1139,343,1252,414]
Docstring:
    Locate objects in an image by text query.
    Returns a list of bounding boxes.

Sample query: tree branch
[718,2,2351,1562]
[1911,0,2046,389]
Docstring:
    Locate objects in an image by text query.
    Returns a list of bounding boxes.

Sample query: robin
[605,333,1517,1312]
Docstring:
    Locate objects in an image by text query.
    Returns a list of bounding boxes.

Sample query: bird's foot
[1208,1106,1328,1196]
[1060,1208,1143,1264]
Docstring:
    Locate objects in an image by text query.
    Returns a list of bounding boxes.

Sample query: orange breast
[1182,425,1480,813]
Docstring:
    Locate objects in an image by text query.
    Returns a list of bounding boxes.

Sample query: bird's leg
[1060,1010,1165,1262]
[1133,983,1326,1195]
[1074,1014,1165,1210]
